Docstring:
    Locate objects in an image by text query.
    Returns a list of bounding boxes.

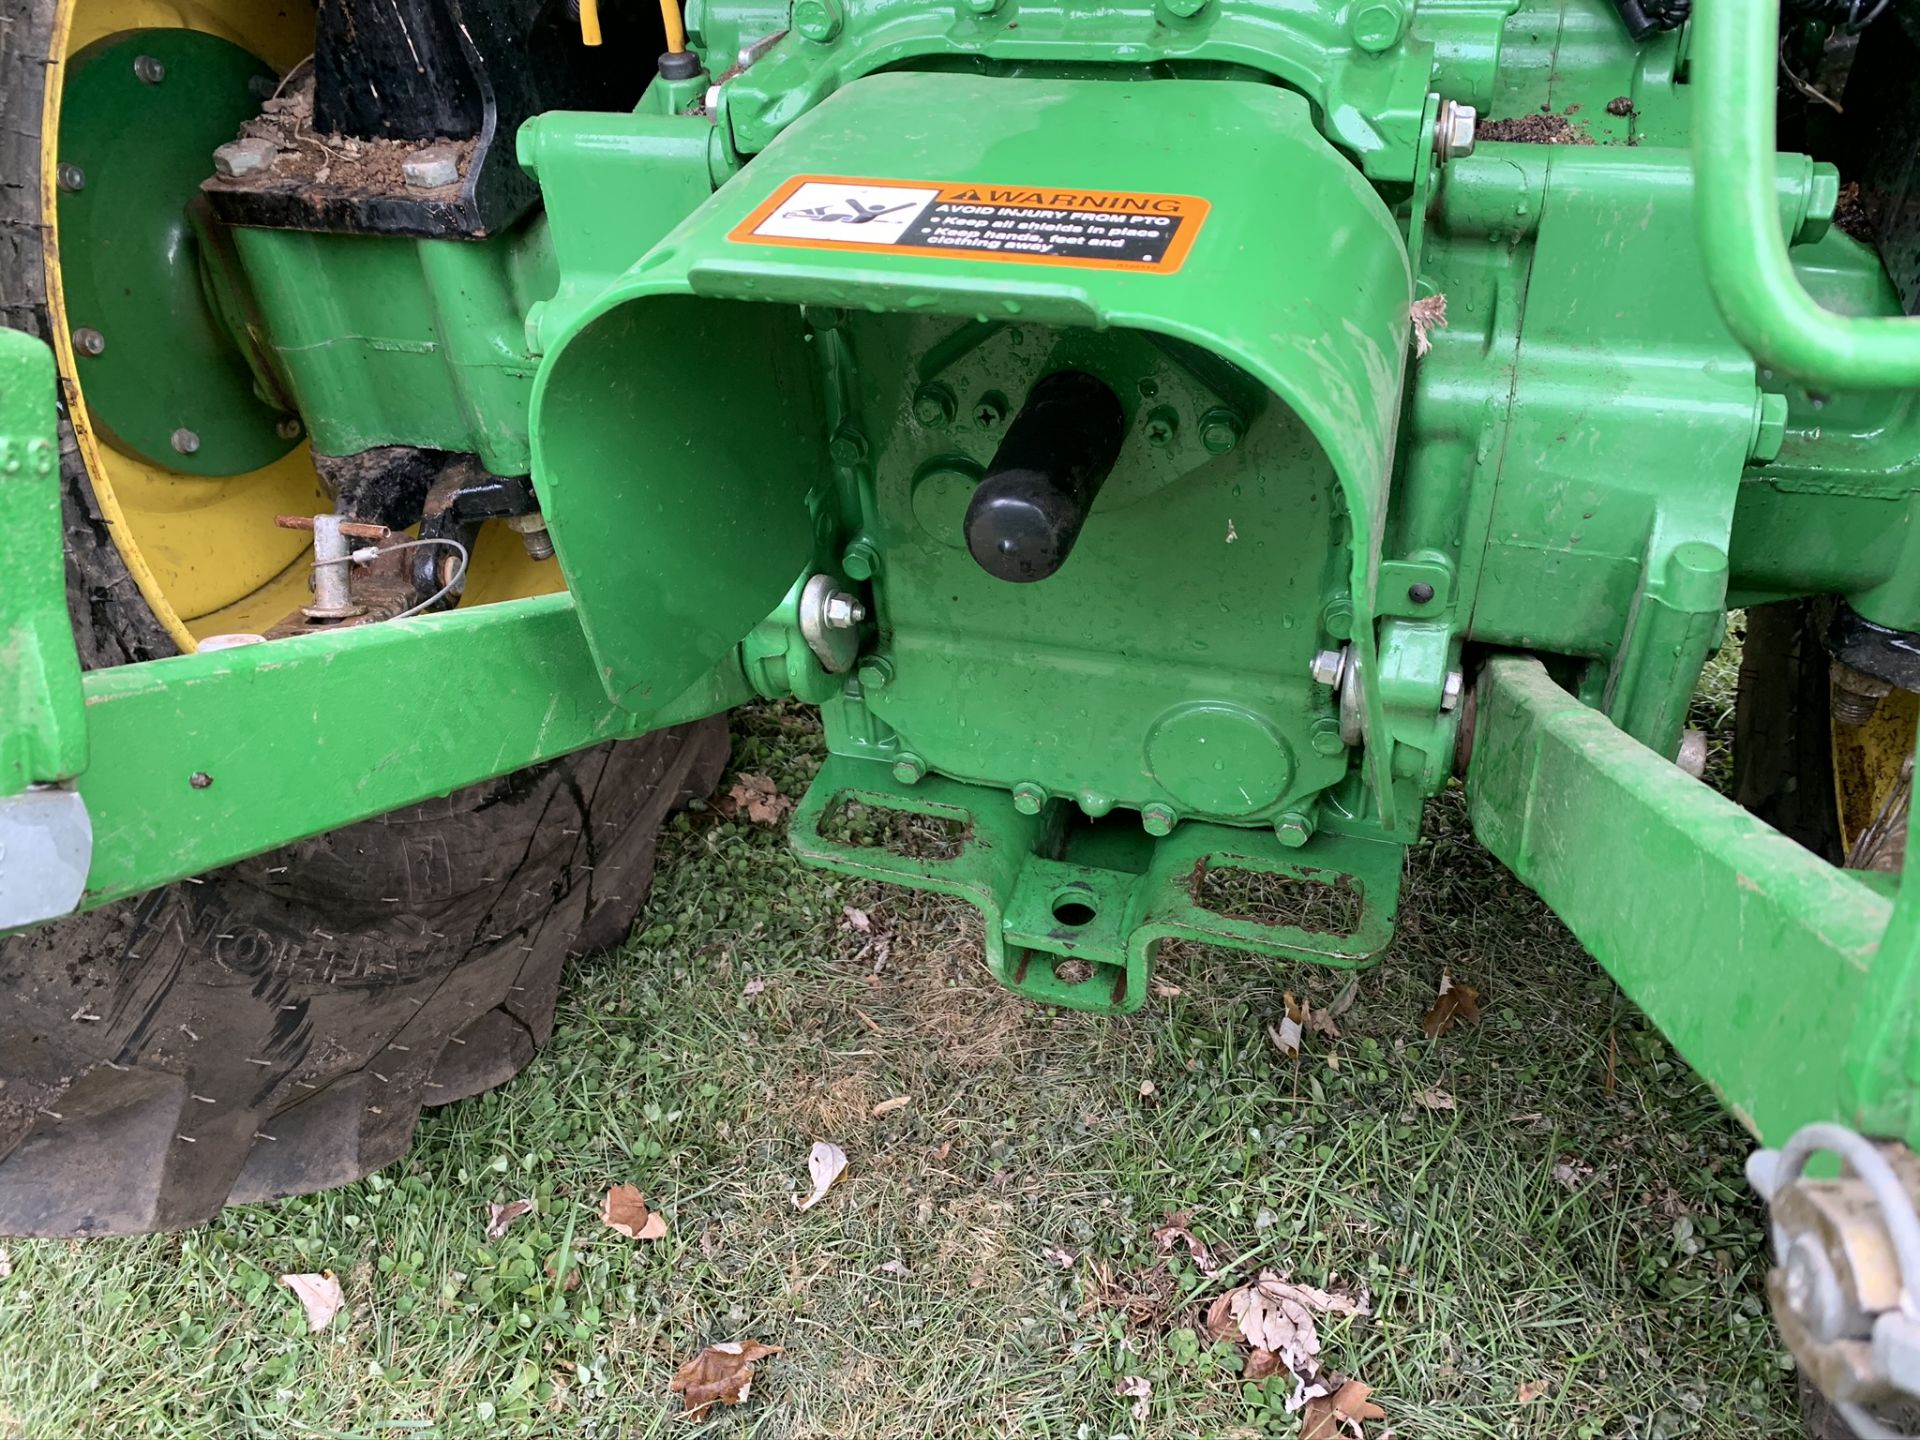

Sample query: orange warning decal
[729,175,1209,273]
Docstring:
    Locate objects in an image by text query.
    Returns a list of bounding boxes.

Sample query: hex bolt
[1011,782,1046,816]
[829,426,867,465]
[793,0,843,41]
[1348,0,1406,52]
[133,54,167,84]
[1832,660,1893,727]
[1310,717,1347,756]
[170,427,201,456]
[1310,648,1347,688]
[276,416,304,441]
[507,512,555,561]
[72,327,105,357]
[1441,670,1465,711]
[402,144,461,189]
[1199,408,1243,455]
[1273,810,1316,848]
[842,537,881,581]
[856,655,894,692]
[1141,803,1176,837]
[912,383,957,427]
[55,163,86,193]
[213,138,278,179]
[821,591,866,629]
[891,752,927,785]
[1162,0,1208,16]
[966,0,1000,15]
[1434,99,1478,161]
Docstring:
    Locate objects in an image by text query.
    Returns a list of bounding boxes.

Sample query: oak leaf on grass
[668,1340,782,1419]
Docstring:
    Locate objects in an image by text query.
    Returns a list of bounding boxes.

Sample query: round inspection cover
[1144,701,1295,818]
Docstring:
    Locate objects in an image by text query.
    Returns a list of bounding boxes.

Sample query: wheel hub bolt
[171,428,201,456]
[72,327,105,357]
[55,163,85,192]
[276,417,304,441]
[133,54,167,84]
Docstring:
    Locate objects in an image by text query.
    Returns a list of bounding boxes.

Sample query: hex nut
[402,144,462,189]
[1012,783,1046,816]
[1141,804,1176,837]
[821,592,867,629]
[1441,670,1465,711]
[1310,648,1347,688]
[1434,99,1478,161]
[213,138,278,179]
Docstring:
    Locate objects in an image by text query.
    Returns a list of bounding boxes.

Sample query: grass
[0,664,1795,1438]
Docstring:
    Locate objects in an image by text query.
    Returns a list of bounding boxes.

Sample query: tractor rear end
[5,0,1920,1425]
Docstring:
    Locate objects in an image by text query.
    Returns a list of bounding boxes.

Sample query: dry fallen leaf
[842,905,872,933]
[1421,968,1482,1040]
[1324,975,1360,1021]
[1553,1157,1595,1191]
[1210,1270,1371,1389]
[1413,1086,1456,1112]
[1271,992,1307,1058]
[1516,1379,1549,1404]
[602,1183,658,1238]
[1138,1079,1157,1098]
[279,1271,344,1332]
[727,774,792,825]
[878,1259,912,1278]
[1115,1375,1152,1422]
[637,1211,670,1241]
[1151,979,1184,998]
[929,1139,953,1162]
[870,1096,910,1117]
[1301,1377,1387,1439]
[742,977,769,998]
[1409,293,1449,358]
[1042,1245,1076,1269]
[668,1339,782,1420]
[485,1197,535,1240]
[795,1141,848,1211]
[1152,1211,1219,1276]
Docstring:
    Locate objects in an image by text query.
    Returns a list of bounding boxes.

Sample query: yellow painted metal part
[1835,686,1918,864]
[43,0,564,651]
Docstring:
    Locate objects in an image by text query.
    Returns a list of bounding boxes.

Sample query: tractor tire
[0,0,732,1235]
[1734,600,1846,863]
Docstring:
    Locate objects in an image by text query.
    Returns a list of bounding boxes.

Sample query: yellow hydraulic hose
[659,0,687,53]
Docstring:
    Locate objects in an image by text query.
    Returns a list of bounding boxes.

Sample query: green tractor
[5,0,1920,1424]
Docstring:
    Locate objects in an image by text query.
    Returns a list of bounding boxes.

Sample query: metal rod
[1693,0,1920,388]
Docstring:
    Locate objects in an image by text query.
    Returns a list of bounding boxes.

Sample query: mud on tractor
[5,0,1920,1424]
